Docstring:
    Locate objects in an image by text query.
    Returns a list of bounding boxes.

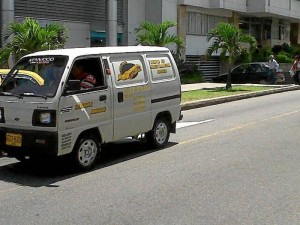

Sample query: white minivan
[0,46,182,170]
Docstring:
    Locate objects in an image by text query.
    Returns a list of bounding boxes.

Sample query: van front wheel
[146,118,170,149]
[72,134,100,171]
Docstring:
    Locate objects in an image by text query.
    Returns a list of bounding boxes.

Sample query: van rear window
[147,55,175,81]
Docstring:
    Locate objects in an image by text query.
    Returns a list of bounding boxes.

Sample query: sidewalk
[181,82,226,92]
[181,83,300,110]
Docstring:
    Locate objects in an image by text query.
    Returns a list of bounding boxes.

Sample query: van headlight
[0,107,4,123]
[32,110,56,127]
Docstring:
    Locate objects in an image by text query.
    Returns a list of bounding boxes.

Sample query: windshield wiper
[2,69,19,83]
[0,92,23,99]
[20,93,48,100]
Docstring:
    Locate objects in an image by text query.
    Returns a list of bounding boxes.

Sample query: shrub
[272,44,283,55]
[179,62,204,84]
[290,45,300,57]
[271,43,299,62]
[180,71,204,84]
[281,43,293,53]
[252,46,272,62]
[236,48,251,64]
[276,51,294,63]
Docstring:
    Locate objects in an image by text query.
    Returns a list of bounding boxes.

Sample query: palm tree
[0,18,67,67]
[135,20,184,50]
[207,22,257,89]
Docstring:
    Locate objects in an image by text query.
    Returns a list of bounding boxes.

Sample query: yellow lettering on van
[91,107,106,114]
[150,63,171,69]
[157,69,167,74]
[133,96,146,112]
[123,85,150,99]
[150,60,160,65]
[75,102,93,110]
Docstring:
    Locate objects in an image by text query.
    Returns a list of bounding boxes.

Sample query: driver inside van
[70,62,96,90]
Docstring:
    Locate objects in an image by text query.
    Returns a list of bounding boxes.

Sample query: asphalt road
[0,90,300,225]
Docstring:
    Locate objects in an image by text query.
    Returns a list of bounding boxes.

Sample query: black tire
[146,118,170,149]
[72,134,100,171]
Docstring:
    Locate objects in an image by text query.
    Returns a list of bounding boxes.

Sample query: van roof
[27,46,170,58]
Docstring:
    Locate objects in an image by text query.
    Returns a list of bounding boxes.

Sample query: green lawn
[182,85,274,103]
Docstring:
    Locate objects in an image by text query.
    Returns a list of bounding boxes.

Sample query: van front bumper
[0,128,58,158]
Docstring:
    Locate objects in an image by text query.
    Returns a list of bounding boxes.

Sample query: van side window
[110,55,146,86]
[68,58,104,91]
[147,55,175,81]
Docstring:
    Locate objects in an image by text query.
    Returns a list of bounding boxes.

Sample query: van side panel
[108,54,152,141]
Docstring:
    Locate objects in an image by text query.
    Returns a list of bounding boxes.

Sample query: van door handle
[99,95,106,101]
[118,92,123,102]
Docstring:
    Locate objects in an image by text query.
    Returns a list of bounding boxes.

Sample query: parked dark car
[212,62,285,84]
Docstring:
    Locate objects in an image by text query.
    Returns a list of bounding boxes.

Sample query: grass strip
[182,85,275,103]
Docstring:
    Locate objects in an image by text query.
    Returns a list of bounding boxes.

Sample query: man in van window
[70,62,96,89]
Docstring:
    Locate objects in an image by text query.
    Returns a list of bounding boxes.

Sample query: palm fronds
[0,18,68,66]
[135,20,184,49]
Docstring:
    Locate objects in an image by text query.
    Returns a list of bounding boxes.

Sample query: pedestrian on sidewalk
[268,55,279,84]
[290,55,300,85]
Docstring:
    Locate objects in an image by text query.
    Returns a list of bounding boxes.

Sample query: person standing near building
[290,55,300,85]
[268,55,279,84]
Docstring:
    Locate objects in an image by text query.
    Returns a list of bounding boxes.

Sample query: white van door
[107,54,152,141]
[57,57,112,155]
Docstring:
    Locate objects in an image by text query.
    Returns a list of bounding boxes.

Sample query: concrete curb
[181,85,300,111]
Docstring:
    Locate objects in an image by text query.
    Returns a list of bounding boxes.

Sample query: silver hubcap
[155,122,168,144]
[78,139,97,167]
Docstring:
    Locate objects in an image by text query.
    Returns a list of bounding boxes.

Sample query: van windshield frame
[0,55,69,98]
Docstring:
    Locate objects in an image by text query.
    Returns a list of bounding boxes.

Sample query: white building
[2,0,300,78]
[2,0,300,53]
[124,0,300,56]
[0,0,124,48]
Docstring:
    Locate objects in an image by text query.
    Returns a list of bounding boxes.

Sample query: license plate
[6,133,22,147]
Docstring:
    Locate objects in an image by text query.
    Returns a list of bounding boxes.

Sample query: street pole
[1,0,14,47]
[106,0,118,46]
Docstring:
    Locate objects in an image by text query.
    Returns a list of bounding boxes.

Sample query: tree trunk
[226,67,232,90]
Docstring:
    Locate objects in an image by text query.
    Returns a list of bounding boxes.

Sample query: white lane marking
[176,119,214,129]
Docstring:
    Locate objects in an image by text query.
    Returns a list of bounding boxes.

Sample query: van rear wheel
[72,134,100,171]
[146,118,170,149]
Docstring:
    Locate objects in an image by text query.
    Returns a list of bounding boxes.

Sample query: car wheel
[146,118,170,149]
[72,134,100,171]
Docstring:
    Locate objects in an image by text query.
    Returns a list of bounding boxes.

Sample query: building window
[279,25,285,40]
[186,12,227,35]
[239,17,263,42]
[91,32,123,47]
[262,19,272,40]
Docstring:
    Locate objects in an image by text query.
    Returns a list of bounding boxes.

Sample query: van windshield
[0,56,68,98]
